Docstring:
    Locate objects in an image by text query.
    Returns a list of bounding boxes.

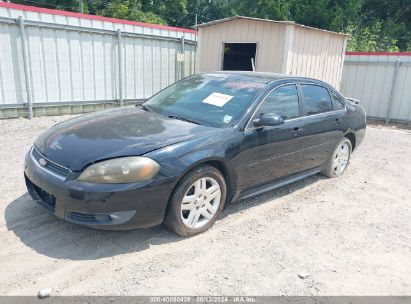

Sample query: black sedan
[24,72,366,236]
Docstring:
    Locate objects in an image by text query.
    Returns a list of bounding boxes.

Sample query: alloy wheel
[180,177,221,229]
[333,142,350,175]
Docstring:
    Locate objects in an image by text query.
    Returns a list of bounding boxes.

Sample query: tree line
[10,0,411,51]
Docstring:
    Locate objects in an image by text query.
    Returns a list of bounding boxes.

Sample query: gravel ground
[0,115,410,296]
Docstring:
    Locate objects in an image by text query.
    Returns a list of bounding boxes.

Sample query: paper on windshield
[223,115,232,123]
[202,92,233,107]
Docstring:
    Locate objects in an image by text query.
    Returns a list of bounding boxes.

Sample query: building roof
[0,2,196,34]
[194,15,347,37]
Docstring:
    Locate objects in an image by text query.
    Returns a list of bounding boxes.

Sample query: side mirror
[346,97,361,105]
[253,113,284,127]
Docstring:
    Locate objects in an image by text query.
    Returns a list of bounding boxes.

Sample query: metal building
[0,2,197,118]
[195,16,347,89]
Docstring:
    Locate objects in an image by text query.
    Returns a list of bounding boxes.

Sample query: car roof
[200,71,324,85]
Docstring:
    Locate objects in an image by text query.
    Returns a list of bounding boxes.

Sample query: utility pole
[79,0,83,13]
[195,13,198,27]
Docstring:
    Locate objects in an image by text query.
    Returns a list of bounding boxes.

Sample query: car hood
[34,107,216,170]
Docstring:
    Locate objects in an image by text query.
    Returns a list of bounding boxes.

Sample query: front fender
[145,129,243,198]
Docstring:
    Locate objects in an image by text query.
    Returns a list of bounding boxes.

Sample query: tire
[164,165,226,236]
[321,137,352,178]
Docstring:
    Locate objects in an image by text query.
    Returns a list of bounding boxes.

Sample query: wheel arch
[344,132,356,151]
[175,158,236,204]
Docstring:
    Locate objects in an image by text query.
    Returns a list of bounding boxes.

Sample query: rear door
[296,83,345,171]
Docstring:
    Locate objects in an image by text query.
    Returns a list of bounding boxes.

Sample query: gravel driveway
[0,116,410,296]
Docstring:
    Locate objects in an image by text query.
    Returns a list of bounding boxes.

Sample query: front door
[232,84,310,191]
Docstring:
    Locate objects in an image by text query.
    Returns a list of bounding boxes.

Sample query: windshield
[143,74,266,128]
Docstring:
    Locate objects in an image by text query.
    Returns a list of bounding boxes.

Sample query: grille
[65,211,111,225]
[26,178,56,213]
[32,147,71,177]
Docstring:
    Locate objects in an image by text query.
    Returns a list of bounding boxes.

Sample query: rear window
[331,91,346,110]
[301,85,333,115]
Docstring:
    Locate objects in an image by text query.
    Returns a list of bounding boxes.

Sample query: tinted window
[144,75,265,128]
[301,85,333,115]
[331,91,346,110]
[256,84,299,119]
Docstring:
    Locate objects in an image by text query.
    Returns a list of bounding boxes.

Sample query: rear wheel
[321,138,352,178]
[164,165,226,236]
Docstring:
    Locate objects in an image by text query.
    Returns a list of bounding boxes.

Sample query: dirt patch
[367,118,411,130]
[0,116,410,295]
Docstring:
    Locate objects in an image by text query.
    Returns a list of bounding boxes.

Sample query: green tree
[290,0,364,32]
[9,0,411,51]
[361,0,411,51]
[142,0,188,25]
[229,0,292,20]
[99,0,165,23]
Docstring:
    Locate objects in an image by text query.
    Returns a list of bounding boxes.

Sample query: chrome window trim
[284,109,347,123]
[245,82,347,131]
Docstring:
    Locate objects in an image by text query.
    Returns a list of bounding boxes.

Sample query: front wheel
[321,138,352,178]
[164,165,226,236]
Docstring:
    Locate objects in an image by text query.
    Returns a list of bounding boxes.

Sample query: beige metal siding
[341,54,411,122]
[198,19,286,73]
[289,26,346,88]
[197,18,347,89]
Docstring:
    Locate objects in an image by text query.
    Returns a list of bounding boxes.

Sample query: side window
[331,91,346,110]
[256,84,299,120]
[301,85,333,115]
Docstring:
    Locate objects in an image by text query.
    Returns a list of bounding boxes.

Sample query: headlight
[78,157,160,183]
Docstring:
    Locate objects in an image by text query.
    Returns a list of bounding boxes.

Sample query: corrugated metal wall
[7,7,408,123]
[289,26,346,89]
[0,3,196,109]
[341,53,411,122]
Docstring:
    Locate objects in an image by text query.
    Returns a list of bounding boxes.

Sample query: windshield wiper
[168,115,202,125]
[138,104,152,112]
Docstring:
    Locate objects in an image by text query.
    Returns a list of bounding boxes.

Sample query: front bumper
[24,148,177,230]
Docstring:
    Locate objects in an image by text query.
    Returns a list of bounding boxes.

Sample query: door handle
[335,118,342,125]
[291,127,303,137]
